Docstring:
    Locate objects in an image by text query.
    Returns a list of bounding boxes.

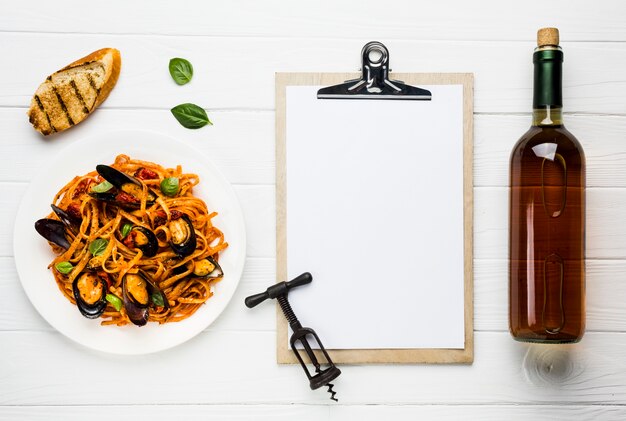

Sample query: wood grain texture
[2,0,625,41]
[1,0,625,416]
[3,108,626,188]
[475,114,626,188]
[474,187,626,260]
[474,259,626,332]
[0,404,624,421]
[0,108,274,185]
[1,331,625,405]
[1,34,626,113]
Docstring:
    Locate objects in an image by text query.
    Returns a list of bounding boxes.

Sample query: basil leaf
[170,103,212,129]
[121,223,133,238]
[106,294,123,312]
[160,177,180,197]
[55,261,74,274]
[151,292,165,307]
[169,58,193,85]
[89,238,108,256]
[92,180,113,193]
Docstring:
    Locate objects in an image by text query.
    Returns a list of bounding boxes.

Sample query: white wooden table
[1,1,625,419]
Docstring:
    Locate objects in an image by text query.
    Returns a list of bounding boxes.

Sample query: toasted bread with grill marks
[28,48,121,135]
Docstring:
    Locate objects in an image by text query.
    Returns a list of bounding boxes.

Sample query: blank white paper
[286,85,465,349]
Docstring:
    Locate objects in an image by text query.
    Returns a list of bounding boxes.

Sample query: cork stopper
[537,27,560,47]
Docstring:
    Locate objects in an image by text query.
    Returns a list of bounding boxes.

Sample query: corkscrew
[245,272,341,402]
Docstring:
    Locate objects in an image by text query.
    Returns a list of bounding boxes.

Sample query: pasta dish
[34,154,227,326]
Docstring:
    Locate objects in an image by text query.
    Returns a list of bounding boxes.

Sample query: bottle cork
[537,27,560,47]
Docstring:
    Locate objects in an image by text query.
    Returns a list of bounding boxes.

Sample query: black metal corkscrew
[245,272,341,401]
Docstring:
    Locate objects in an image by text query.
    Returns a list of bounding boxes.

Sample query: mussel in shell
[126,226,158,258]
[35,218,71,250]
[169,214,196,257]
[122,270,168,327]
[193,256,223,279]
[51,204,81,233]
[72,272,108,319]
[89,165,156,209]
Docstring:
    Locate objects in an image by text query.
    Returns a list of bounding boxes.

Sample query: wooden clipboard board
[276,44,474,364]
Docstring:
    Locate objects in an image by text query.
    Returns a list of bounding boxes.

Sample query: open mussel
[122,272,149,326]
[35,203,85,249]
[72,271,108,319]
[169,213,197,257]
[89,165,156,209]
[35,218,71,250]
[51,204,81,233]
[122,270,168,326]
[124,226,158,257]
[193,256,223,279]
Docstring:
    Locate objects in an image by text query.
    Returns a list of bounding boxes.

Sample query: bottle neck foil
[533,47,563,112]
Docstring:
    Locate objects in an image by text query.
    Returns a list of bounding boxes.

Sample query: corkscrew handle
[244,272,313,308]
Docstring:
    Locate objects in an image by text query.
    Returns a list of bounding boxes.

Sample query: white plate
[13,130,246,355]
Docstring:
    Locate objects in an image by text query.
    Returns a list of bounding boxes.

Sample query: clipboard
[276,42,474,364]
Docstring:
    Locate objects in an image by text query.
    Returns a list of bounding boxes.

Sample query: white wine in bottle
[509,28,586,343]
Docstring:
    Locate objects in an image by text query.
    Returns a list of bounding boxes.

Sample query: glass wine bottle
[509,28,586,343]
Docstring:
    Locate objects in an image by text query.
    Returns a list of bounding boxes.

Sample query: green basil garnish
[105,294,123,312]
[170,103,212,129]
[160,177,180,197]
[55,261,74,274]
[89,238,108,256]
[121,223,133,238]
[151,292,165,307]
[169,58,194,85]
[92,180,113,193]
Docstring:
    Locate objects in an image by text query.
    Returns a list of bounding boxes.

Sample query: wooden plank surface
[1,331,626,405]
[3,109,626,188]
[474,187,626,260]
[1,0,624,41]
[1,405,624,421]
[1,0,625,418]
[1,34,625,114]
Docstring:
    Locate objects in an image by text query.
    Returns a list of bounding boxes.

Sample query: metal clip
[317,41,432,100]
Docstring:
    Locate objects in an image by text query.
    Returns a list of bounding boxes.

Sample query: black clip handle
[317,41,432,100]
[244,272,312,308]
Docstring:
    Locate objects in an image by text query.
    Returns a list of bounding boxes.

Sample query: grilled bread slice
[28,48,121,135]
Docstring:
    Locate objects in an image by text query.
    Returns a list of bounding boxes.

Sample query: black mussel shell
[122,272,149,326]
[89,165,155,209]
[122,270,168,327]
[172,264,188,276]
[88,191,154,210]
[51,204,81,233]
[164,258,188,276]
[72,272,108,319]
[169,214,197,257]
[192,256,224,279]
[130,226,158,258]
[96,164,141,190]
[88,191,127,205]
[35,218,70,250]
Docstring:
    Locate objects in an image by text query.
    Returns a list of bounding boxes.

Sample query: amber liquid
[509,122,585,343]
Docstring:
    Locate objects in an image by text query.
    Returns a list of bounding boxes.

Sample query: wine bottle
[509,28,586,343]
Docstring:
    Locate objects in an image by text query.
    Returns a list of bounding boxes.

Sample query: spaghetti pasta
[35,154,228,326]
